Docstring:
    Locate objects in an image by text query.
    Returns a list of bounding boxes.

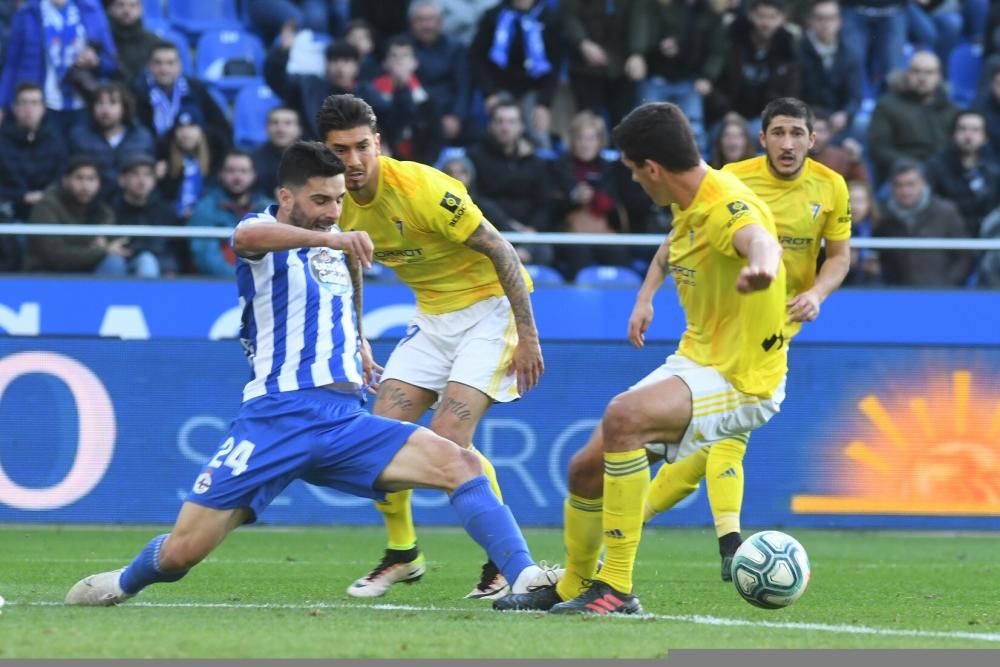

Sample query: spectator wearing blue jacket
[0,0,117,132]
[0,82,66,220]
[407,0,471,145]
[799,0,863,138]
[68,81,154,197]
[188,150,270,277]
[131,40,231,159]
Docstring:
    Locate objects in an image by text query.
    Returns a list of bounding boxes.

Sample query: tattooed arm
[627,235,672,349]
[348,252,380,389]
[464,222,544,393]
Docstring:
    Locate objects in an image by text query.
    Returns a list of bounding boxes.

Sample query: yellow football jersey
[723,156,851,301]
[669,168,788,398]
[339,156,532,314]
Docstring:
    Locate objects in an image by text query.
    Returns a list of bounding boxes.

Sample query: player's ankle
[719,531,742,556]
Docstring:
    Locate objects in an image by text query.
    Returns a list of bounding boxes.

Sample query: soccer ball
[730,530,810,609]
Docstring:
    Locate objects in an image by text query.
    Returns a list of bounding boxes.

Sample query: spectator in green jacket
[27,155,127,274]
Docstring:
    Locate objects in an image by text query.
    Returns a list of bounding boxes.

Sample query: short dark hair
[64,154,101,177]
[890,157,925,181]
[14,82,43,100]
[761,97,814,133]
[384,35,414,54]
[277,141,346,188]
[149,40,180,59]
[488,95,521,122]
[950,109,985,135]
[222,149,254,167]
[267,105,300,122]
[316,94,378,140]
[612,102,701,172]
[325,41,360,63]
[750,0,786,11]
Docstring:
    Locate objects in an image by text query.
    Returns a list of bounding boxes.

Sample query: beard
[290,202,334,231]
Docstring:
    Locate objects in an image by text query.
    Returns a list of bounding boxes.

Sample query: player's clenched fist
[736,265,775,293]
[330,231,374,268]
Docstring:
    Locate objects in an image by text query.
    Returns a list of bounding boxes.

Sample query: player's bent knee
[567,447,603,498]
[442,445,483,489]
[602,394,643,442]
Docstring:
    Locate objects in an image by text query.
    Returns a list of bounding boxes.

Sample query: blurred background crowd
[0,0,998,287]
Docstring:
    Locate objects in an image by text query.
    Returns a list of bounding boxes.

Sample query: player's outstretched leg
[349,380,435,598]
[375,428,560,598]
[550,378,692,615]
[65,503,248,606]
[347,490,427,598]
[494,425,606,612]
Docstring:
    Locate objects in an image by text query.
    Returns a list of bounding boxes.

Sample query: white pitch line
[15,600,1000,644]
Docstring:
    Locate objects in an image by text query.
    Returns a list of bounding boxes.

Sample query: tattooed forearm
[465,223,537,338]
[375,384,413,413]
[348,253,364,339]
[440,398,473,422]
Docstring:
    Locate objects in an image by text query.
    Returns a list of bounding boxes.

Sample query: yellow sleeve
[824,174,852,242]
[706,198,766,259]
[414,168,485,243]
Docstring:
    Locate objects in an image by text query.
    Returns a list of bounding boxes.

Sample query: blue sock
[450,475,533,585]
[119,534,190,595]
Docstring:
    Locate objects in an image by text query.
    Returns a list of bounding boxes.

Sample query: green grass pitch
[1,525,998,657]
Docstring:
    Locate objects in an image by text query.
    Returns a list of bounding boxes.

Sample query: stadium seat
[144,0,165,23]
[575,265,643,287]
[233,83,280,148]
[524,264,564,286]
[206,85,232,121]
[195,29,265,95]
[169,0,242,38]
[145,22,194,74]
[948,42,983,108]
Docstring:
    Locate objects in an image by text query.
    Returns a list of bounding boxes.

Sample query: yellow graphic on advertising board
[792,370,1000,515]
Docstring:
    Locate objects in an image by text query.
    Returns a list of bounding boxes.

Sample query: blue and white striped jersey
[234,206,363,402]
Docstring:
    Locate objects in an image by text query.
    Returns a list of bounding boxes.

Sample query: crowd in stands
[0,0,998,287]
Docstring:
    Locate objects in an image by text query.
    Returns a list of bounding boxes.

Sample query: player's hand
[788,290,821,322]
[509,335,544,394]
[329,231,373,269]
[736,265,775,293]
[627,299,654,348]
[359,338,383,394]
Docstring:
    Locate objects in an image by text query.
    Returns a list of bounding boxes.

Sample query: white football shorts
[381,296,519,402]
[638,353,786,463]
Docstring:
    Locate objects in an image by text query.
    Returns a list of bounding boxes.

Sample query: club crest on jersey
[309,249,351,295]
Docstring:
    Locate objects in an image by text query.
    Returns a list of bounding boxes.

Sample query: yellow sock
[469,444,503,502]
[556,494,604,600]
[376,489,417,551]
[644,447,709,521]
[595,450,649,594]
[705,436,748,538]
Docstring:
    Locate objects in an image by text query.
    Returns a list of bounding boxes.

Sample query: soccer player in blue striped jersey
[64,141,558,606]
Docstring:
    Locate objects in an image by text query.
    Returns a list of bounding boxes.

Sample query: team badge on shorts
[192,471,213,494]
[310,250,351,295]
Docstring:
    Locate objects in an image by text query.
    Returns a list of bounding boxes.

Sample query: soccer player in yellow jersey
[495,101,788,614]
[642,98,852,581]
[316,94,545,600]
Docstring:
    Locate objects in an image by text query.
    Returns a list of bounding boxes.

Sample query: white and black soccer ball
[730,530,810,609]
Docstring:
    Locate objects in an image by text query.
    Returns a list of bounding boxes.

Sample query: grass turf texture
[1,525,998,657]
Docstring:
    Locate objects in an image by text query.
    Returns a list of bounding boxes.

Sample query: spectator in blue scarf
[0,0,117,133]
